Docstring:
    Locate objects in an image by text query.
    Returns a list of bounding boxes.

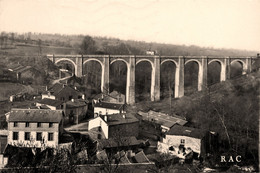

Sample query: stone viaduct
[47,54,255,104]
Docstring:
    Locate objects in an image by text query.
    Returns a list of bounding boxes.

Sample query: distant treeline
[0,31,257,56]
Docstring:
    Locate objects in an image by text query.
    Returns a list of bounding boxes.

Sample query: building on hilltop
[146,50,157,55]
[88,113,139,139]
[7,109,64,149]
[42,83,84,101]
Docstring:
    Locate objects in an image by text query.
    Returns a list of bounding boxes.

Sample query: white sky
[0,0,259,51]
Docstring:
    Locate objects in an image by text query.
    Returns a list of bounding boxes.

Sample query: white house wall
[8,122,59,148]
[8,131,59,148]
[164,135,201,154]
[94,107,121,115]
[88,117,109,139]
[42,94,56,100]
[36,103,56,110]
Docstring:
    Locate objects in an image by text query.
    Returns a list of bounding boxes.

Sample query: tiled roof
[134,151,150,163]
[66,99,88,108]
[46,83,83,96]
[99,136,141,149]
[48,83,64,95]
[115,151,131,163]
[9,109,63,123]
[37,98,63,107]
[100,113,139,126]
[138,110,187,129]
[166,125,205,139]
[94,102,124,110]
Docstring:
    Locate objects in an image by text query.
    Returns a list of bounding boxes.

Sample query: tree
[80,36,97,54]
[39,148,78,173]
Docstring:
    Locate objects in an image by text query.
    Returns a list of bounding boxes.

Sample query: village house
[88,113,139,139]
[64,99,88,124]
[7,109,64,149]
[93,102,126,116]
[8,64,43,84]
[0,130,8,168]
[146,50,156,55]
[36,98,88,125]
[157,125,217,159]
[93,91,126,104]
[42,83,84,101]
[36,98,64,110]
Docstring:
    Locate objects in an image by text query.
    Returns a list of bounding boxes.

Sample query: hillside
[1,32,257,56]
[127,71,259,167]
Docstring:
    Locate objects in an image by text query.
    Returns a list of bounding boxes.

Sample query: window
[36,132,42,141]
[48,133,53,141]
[180,139,185,144]
[49,122,53,128]
[13,132,18,140]
[13,122,18,127]
[25,122,30,127]
[25,132,30,141]
[37,122,42,128]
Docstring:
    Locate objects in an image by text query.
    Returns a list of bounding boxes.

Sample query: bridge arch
[160,59,178,98]
[83,58,104,67]
[55,58,77,68]
[185,59,202,66]
[184,59,202,93]
[230,59,247,76]
[109,59,129,95]
[110,59,129,67]
[161,59,179,68]
[230,59,246,67]
[83,58,104,92]
[136,59,154,69]
[55,58,77,75]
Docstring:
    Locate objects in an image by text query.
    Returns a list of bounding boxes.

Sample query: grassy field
[0,44,79,56]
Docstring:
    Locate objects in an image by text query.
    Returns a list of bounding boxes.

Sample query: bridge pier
[151,57,160,101]
[175,57,184,98]
[126,57,135,104]
[224,57,231,80]
[246,57,252,73]
[101,57,110,94]
[198,57,208,91]
[75,56,83,77]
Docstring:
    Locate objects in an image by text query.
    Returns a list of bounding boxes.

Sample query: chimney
[122,114,126,119]
[71,99,74,102]
[45,86,48,91]
[82,94,85,100]
[74,86,77,90]
[104,115,107,122]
